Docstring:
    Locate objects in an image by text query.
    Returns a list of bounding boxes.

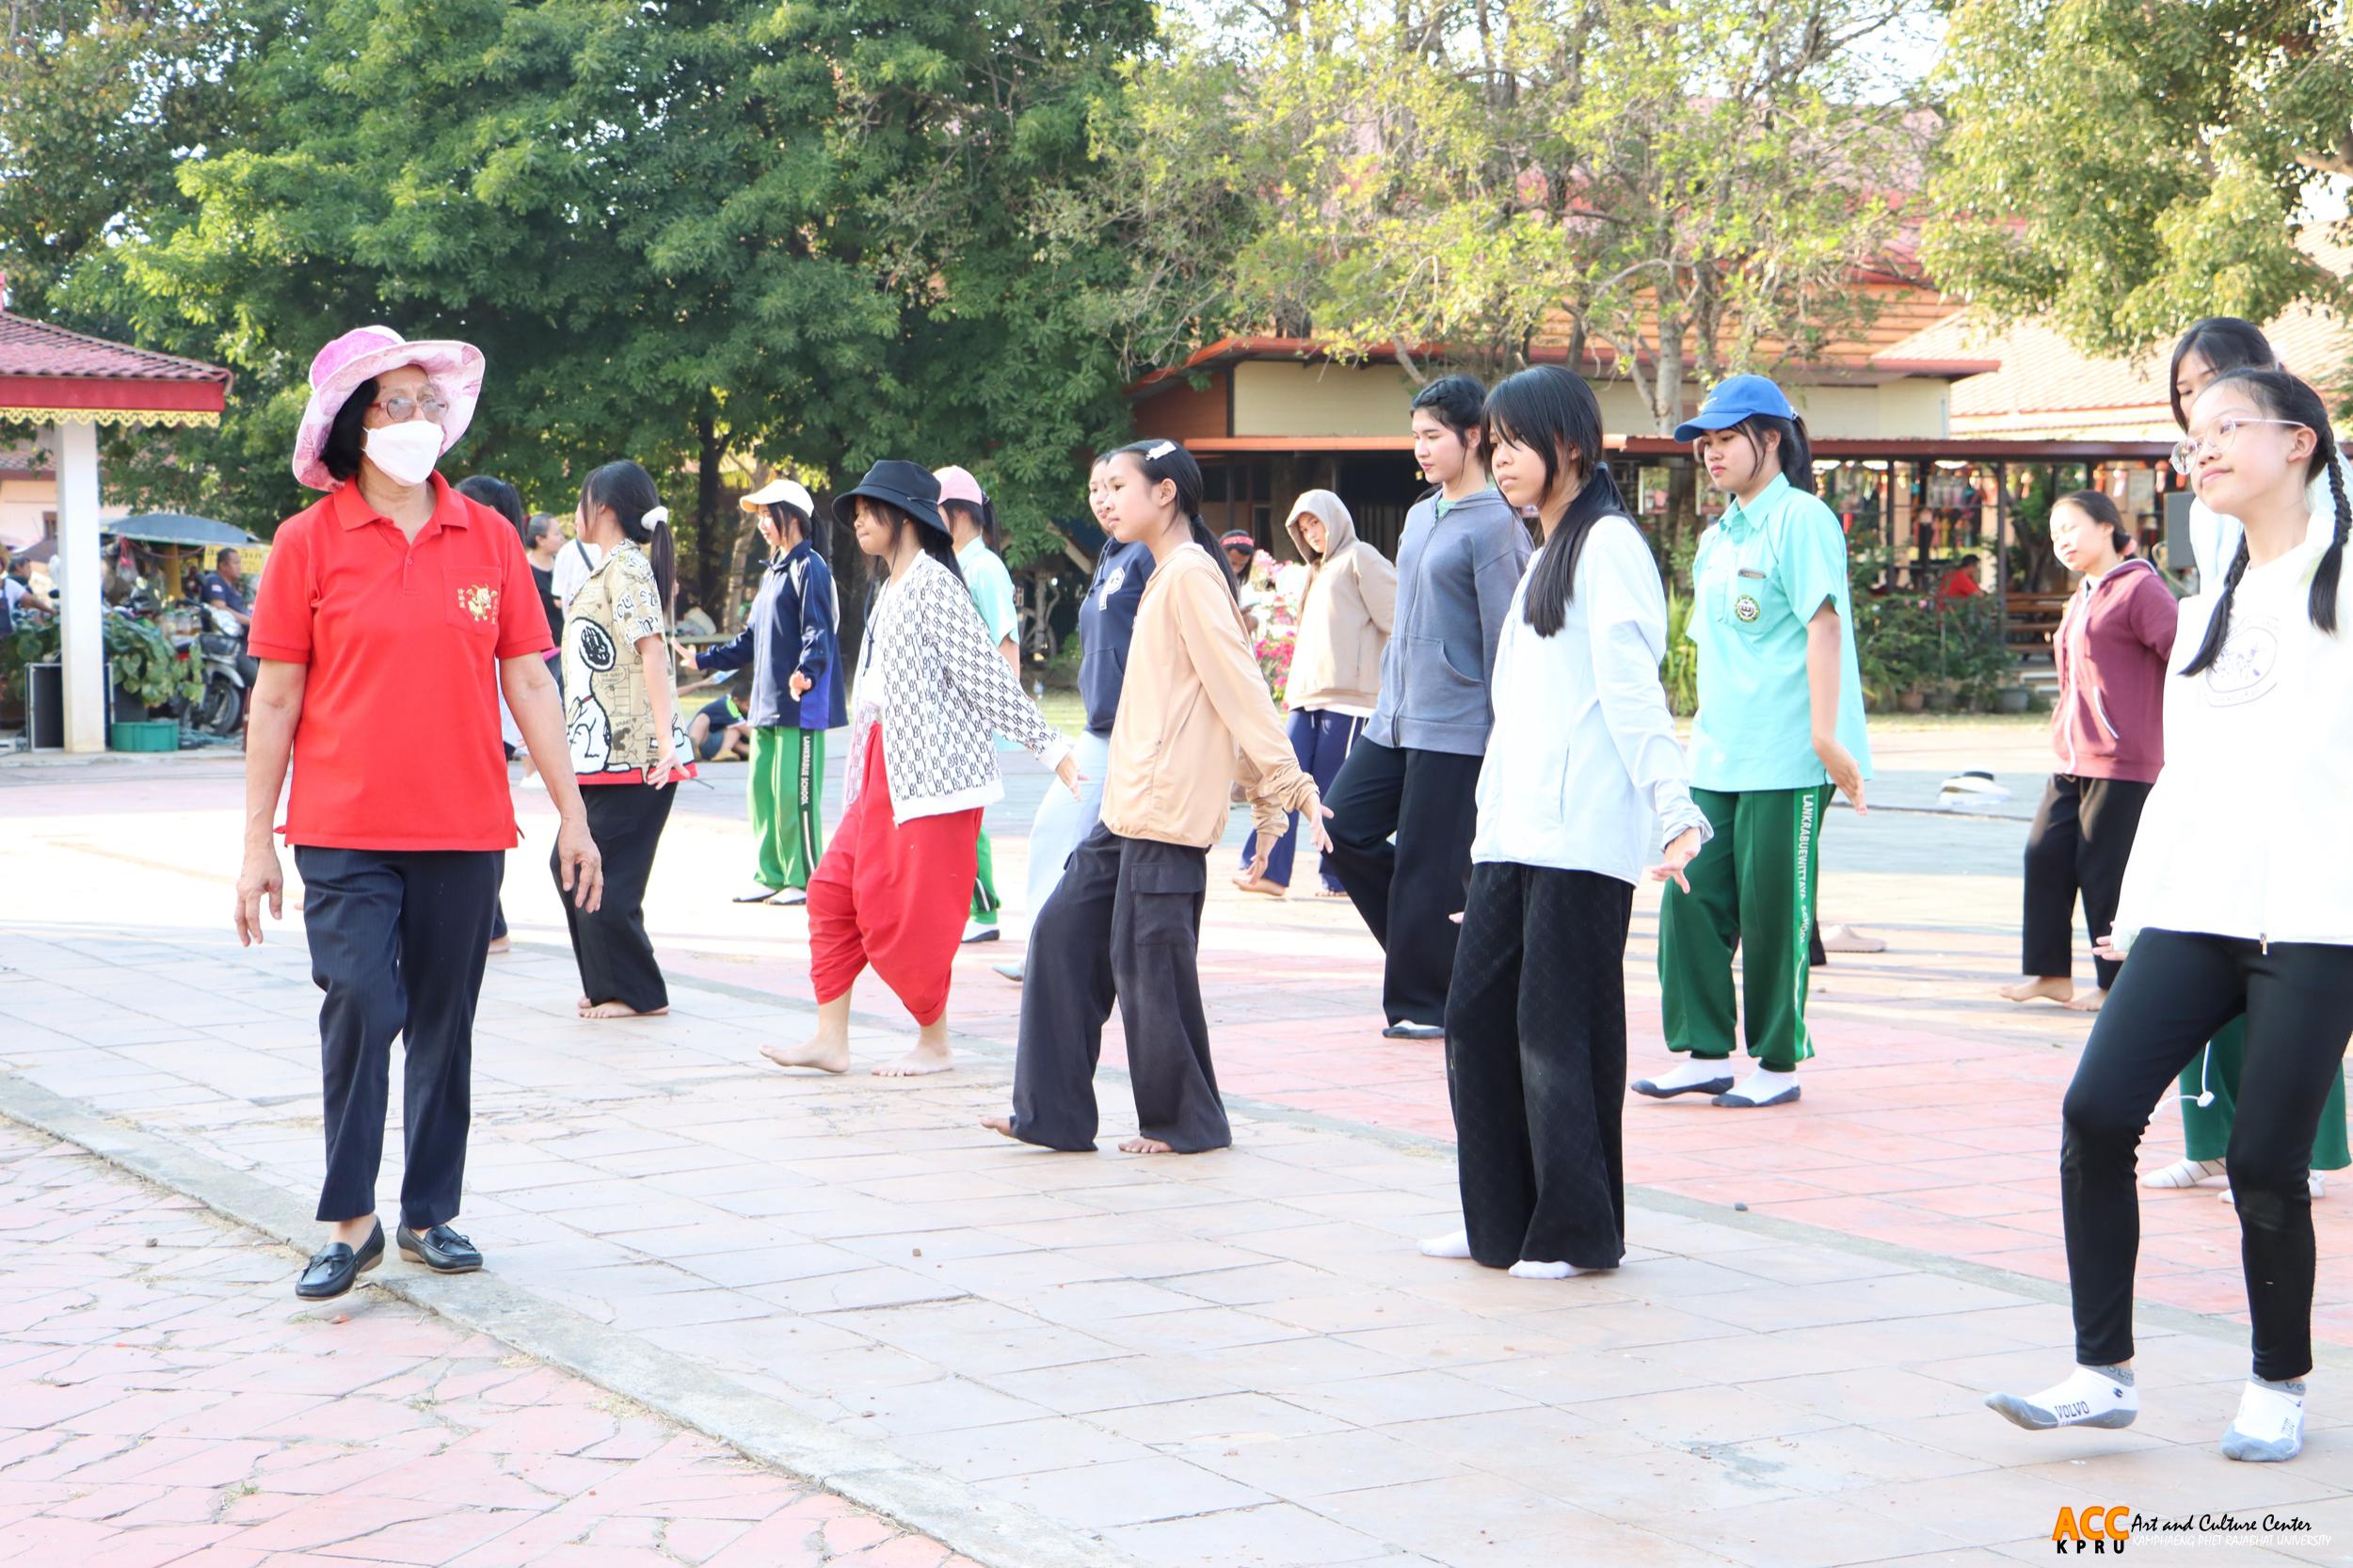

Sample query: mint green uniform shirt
[1686,473,1872,792]
[959,538,1020,750]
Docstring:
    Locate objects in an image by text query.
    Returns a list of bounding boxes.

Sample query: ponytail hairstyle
[1725,413,1815,495]
[2168,317,2278,432]
[582,459,675,626]
[2178,367,2348,677]
[1109,439,1238,600]
[455,474,526,539]
[765,500,811,552]
[941,498,1002,554]
[2055,488,2130,553]
[1482,365,1631,637]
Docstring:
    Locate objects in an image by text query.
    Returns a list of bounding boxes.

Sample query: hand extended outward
[1247,792,1332,882]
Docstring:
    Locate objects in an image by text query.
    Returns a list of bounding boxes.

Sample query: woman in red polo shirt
[234,325,603,1303]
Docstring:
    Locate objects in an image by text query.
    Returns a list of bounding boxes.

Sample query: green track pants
[747,726,825,892]
[1657,785,1831,1070]
[2179,1016,2352,1171]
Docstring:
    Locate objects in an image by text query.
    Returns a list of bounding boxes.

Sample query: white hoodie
[1471,515,1709,884]
[2113,526,2353,952]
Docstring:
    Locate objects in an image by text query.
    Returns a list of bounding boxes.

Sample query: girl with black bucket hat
[762,461,1079,1079]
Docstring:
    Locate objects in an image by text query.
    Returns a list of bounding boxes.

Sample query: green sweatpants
[969,826,1000,925]
[747,725,825,892]
[1658,784,1831,1070]
[2178,1016,2353,1170]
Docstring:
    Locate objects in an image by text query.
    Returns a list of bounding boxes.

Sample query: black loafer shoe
[296,1221,384,1300]
[396,1224,483,1273]
[1381,1021,1445,1041]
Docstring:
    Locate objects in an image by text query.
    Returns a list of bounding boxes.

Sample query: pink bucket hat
[290,325,486,490]
[932,465,987,510]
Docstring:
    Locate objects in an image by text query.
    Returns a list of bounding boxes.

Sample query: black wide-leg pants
[296,846,500,1229]
[2022,774,2152,992]
[557,781,676,1014]
[1445,861,1635,1271]
[1009,824,1230,1153]
[2062,929,2353,1381]
[1321,738,1483,1028]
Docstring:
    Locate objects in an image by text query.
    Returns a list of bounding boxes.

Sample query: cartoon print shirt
[560,540,698,785]
[2113,536,2353,951]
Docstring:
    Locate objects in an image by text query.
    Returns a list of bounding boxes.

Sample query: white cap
[740,477,816,517]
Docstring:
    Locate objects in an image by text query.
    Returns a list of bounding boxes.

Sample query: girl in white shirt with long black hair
[1989,367,2353,1463]
[1417,365,1707,1277]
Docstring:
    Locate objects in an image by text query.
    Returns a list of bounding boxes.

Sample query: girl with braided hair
[1989,368,2353,1464]
[2139,317,2353,1197]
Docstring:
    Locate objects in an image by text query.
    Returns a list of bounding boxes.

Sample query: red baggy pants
[808,736,982,1026]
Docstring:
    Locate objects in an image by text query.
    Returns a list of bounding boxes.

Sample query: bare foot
[763,1035,849,1074]
[874,1019,952,1078]
[1119,1136,1176,1154]
[1998,976,2073,1005]
[581,1000,665,1019]
[2062,988,2108,1013]
[487,936,511,955]
[1231,874,1288,898]
[982,1115,1017,1139]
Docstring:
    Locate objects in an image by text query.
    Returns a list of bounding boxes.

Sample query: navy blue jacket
[701,541,846,731]
[1077,538,1155,736]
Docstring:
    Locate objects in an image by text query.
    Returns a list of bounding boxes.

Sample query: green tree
[1921,0,2353,362]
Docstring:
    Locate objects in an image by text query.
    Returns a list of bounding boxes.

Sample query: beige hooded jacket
[1281,490,1397,713]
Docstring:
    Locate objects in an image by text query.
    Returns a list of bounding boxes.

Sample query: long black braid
[2180,367,2349,675]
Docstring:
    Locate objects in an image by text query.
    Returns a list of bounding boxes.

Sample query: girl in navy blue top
[687,479,845,904]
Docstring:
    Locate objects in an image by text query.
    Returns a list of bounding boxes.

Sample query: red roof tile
[0,312,231,384]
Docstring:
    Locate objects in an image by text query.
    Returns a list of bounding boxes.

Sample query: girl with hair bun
[2000,490,2177,1016]
[558,458,696,1019]
[1991,366,2353,1464]
[1322,374,1533,1040]
[985,439,1325,1155]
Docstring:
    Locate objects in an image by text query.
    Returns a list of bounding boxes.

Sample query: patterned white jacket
[847,551,1070,824]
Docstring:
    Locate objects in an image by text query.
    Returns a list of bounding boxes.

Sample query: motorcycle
[190,603,248,737]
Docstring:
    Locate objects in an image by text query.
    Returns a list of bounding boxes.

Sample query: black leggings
[2061,929,2353,1380]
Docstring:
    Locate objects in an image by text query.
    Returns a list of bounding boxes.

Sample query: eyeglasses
[2169,415,2307,477]
[370,392,450,424]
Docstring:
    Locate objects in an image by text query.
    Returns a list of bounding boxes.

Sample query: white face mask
[362,419,444,486]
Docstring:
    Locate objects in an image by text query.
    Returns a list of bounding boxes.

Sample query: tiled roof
[0,312,231,383]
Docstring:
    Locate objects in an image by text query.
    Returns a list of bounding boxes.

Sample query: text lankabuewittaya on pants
[2061,930,2353,1381]
[1321,738,1482,1027]
[2021,773,2151,992]
[557,781,677,1014]
[1446,863,1635,1270]
[1009,824,1228,1152]
[1237,708,1363,891]
[807,740,980,1026]
[296,847,499,1228]
[1657,785,1830,1068]
[1023,728,1110,917]
[747,724,826,893]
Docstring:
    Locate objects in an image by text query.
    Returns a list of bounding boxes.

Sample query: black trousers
[295,846,499,1228]
[2061,930,2353,1381]
[1009,824,1229,1153]
[1322,739,1483,1027]
[1446,863,1635,1270]
[557,782,675,1013]
[2023,775,2152,991]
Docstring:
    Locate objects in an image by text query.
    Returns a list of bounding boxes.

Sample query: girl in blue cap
[1632,376,1870,1110]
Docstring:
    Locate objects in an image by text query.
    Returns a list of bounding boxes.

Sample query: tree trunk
[694,409,726,619]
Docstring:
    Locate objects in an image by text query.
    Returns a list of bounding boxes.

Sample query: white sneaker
[2143,1157,2227,1189]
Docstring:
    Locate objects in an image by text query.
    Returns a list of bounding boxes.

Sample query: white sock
[1418,1229,1471,1259]
[1719,1065,1800,1106]
[1985,1363,2138,1431]
[2222,1377,2306,1462]
[1642,1059,1735,1091]
[1508,1259,1603,1279]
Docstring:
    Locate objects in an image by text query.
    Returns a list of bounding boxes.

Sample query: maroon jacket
[2051,557,2178,783]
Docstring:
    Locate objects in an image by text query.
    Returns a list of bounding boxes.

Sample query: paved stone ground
[0,1118,974,1568]
[4,725,2352,1565]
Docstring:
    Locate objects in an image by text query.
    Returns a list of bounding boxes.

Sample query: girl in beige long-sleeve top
[985,440,1327,1154]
